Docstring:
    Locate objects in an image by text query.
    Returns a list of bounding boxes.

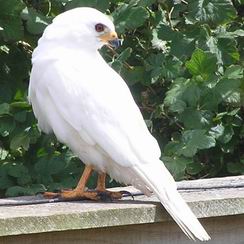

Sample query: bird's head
[41,7,120,51]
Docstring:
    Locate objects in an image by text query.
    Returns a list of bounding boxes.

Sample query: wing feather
[30,57,160,167]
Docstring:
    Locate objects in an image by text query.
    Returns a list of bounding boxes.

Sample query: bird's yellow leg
[44,166,131,201]
[95,173,123,200]
[44,165,99,200]
[96,172,106,191]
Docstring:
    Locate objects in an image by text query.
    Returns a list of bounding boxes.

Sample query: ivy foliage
[0,0,243,197]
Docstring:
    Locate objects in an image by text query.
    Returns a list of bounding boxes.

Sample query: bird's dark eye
[95,23,105,32]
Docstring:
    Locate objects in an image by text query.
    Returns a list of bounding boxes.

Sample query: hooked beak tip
[99,31,122,48]
[108,38,122,48]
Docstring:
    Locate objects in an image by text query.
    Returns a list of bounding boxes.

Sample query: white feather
[29,7,210,241]
[132,161,210,241]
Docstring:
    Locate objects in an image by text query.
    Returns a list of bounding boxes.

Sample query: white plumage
[29,7,210,241]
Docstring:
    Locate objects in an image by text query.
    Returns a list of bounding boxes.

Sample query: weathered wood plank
[1,215,244,244]
[1,175,244,206]
[177,175,244,190]
[0,176,243,238]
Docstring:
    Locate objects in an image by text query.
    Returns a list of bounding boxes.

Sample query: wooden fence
[0,176,244,244]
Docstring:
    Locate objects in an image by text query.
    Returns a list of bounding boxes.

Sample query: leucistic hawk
[28,7,210,241]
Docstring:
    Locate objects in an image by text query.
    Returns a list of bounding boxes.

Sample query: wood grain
[0,175,244,243]
[1,215,244,244]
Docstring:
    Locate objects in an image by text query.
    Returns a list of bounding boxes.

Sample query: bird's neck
[32,39,102,64]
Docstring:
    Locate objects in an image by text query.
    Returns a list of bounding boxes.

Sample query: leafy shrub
[0,0,243,197]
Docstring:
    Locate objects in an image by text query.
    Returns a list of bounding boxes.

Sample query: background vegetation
[0,0,243,197]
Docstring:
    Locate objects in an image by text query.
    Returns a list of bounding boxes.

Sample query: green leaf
[0,103,10,115]
[163,156,193,180]
[49,156,67,174]
[48,176,77,191]
[186,49,217,80]
[151,28,168,51]
[180,109,213,129]
[170,37,195,60]
[200,88,219,111]
[217,38,239,65]
[224,65,244,79]
[5,184,46,197]
[65,0,110,12]
[157,24,180,42]
[7,163,28,178]
[164,78,187,113]
[29,184,47,194]
[169,100,187,113]
[207,36,239,66]
[113,4,149,33]
[215,27,244,39]
[164,141,182,156]
[10,101,30,109]
[17,174,32,185]
[123,66,145,85]
[186,162,204,175]
[227,162,244,174]
[145,53,164,83]
[164,79,204,113]
[220,139,236,153]
[10,132,30,151]
[209,124,225,139]
[162,56,183,80]
[111,47,132,73]
[178,130,216,157]
[14,111,27,122]
[2,45,31,82]
[218,126,234,144]
[5,186,28,197]
[215,78,241,104]
[0,83,12,103]
[0,116,15,136]
[22,8,51,35]
[34,155,67,176]
[0,0,25,41]
[187,0,237,25]
[128,0,156,7]
[145,54,183,82]
[116,47,132,62]
[182,83,201,107]
[0,174,14,190]
[0,163,14,190]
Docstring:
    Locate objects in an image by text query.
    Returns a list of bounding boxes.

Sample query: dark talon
[119,190,134,200]
[97,191,113,202]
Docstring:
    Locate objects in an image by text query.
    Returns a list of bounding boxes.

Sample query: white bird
[29,7,210,241]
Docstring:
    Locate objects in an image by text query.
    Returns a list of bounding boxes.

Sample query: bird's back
[29,47,161,168]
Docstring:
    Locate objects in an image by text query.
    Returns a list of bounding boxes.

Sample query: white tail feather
[132,160,210,241]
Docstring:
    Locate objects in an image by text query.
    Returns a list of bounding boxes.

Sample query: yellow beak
[99,31,118,43]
